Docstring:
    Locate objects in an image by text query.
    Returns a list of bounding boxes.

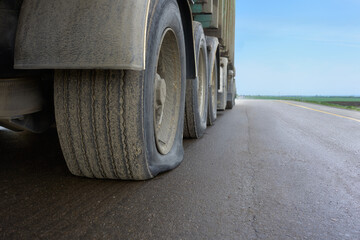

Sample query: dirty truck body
[0,0,236,180]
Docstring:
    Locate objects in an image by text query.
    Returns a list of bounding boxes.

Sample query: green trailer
[192,0,236,109]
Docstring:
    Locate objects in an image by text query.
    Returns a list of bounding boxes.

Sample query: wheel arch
[176,0,196,79]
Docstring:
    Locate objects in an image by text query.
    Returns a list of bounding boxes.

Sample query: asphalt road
[1,99,359,240]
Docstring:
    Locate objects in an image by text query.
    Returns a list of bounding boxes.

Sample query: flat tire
[54,0,186,180]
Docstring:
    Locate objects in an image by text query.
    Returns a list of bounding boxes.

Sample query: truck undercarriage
[0,0,236,180]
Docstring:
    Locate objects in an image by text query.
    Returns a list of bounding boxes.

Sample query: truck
[0,0,236,180]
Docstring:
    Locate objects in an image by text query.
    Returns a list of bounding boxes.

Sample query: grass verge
[244,96,360,112]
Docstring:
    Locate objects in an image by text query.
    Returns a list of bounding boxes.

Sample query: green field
[244,96,360,111]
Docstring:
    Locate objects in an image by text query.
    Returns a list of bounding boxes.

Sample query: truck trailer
[0,0,236,180]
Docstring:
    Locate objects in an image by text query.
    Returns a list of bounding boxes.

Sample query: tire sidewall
[143,0,186,176]
[192,23,209,134]
[208,56,218,124]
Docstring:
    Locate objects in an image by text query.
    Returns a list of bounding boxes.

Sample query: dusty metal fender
[14,0,150,70]
[176,0,196,79]
[14,0,196,78]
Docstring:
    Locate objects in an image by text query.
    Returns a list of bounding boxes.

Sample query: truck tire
[54,0,186,180]
[207,55,218,126]
[183,22,208,138]
[226,71,235,109]
[226,95,235,109]
[207,53,218,126]
[217,57,228,111]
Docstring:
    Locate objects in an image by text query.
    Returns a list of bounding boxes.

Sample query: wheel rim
[197,46,207,119]
[154,28,181,155]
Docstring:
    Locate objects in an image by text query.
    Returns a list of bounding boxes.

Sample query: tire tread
[55,70,151,179]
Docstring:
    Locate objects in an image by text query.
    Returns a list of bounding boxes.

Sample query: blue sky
[235,0,360,96]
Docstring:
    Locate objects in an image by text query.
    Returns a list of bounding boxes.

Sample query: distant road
[1,99,359,239]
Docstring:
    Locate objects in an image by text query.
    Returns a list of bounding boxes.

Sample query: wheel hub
[153,28,181,155]
[154,73,167,127]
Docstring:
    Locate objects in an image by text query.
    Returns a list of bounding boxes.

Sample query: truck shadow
[0,128,154,236]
